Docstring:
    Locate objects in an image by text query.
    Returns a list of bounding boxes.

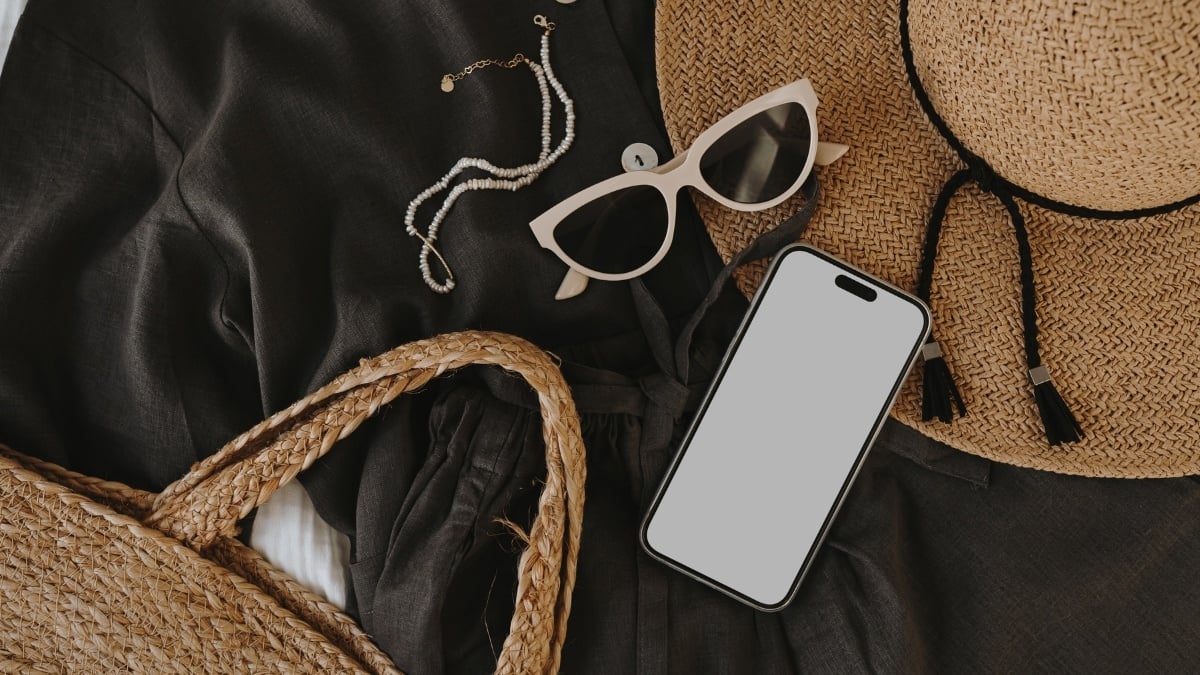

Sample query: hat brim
[655,0,1200,477]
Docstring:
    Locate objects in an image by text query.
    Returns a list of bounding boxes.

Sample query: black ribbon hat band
[899,0,1088,445]
[900,0,1200,445]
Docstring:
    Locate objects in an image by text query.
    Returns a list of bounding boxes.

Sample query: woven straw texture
[910,0,1200,211]
[1,331,585,673]
[655,0,1200,477]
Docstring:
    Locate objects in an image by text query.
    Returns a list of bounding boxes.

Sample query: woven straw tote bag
[0,330,585,674]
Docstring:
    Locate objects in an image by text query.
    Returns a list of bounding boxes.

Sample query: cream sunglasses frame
[529,78,847,299]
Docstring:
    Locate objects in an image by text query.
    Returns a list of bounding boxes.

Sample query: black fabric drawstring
[630,177,820,385]
[670,178,820,382]
[622,176,820,459]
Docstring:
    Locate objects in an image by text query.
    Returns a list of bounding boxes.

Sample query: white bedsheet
[250,480,350,609]
[0,0,25,71]
[0,0,350,610]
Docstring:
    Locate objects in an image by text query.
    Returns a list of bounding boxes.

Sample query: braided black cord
[996,191,1041,369]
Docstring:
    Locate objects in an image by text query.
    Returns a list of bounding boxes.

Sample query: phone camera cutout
[835,274,877,302]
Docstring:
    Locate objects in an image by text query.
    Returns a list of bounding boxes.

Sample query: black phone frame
[639,243,931,611]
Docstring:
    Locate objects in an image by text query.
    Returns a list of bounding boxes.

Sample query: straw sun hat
[655,0,1200,477]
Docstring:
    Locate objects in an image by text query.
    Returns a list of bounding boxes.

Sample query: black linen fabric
[0,0,718,506]
[4,1,1200,674]
[339,286,1200,673]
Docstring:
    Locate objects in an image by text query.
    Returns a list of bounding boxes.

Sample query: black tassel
[921,340,966,423]
[1029,366,1083,445]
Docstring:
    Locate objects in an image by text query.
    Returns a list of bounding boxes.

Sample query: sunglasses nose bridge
[652,149,691,174]
[651,157,696,208]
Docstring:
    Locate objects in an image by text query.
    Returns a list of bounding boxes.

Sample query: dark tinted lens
[552,185,668,275]
[699,102,812,204]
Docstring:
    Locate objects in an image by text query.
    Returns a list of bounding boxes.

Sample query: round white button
[621,143,660,172]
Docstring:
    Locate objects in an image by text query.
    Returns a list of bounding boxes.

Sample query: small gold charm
[440,76,454,93]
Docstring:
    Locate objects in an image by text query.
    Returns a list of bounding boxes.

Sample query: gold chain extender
[441,15,555,92]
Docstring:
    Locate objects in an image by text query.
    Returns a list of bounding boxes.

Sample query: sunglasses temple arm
[555,266,591,300]
[815,141,849,166]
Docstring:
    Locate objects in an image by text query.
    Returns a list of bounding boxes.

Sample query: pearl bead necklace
[405,15,575,294]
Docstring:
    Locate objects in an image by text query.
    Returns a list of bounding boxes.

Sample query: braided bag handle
[147,331,585,675]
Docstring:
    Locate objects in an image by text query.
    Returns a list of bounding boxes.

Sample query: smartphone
[640,244,930,610]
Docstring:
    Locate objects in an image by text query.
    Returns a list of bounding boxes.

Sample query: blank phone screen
[643,246,929,609]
